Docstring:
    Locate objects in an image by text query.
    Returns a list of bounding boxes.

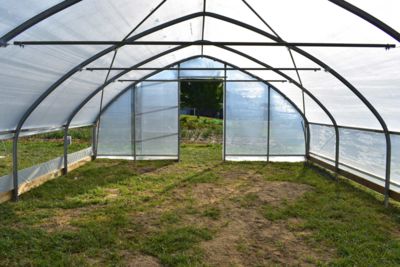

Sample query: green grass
[180,115,222,142]
[140,227,213,266]
[0,133,400,265]
[0,128,91,177]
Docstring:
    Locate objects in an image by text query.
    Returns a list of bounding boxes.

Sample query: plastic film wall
[310,124,400,193]
[225,69,305,162]
[97,70,179,160]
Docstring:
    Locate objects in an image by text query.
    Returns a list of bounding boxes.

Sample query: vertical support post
[384,134,392,207]
[177,64,181,162]
[92,123,98,160]
[334,127,340,173]
[131,85,136,161]
[305,121,311,156]
[267,86,271,162]
[201,0,207,55]
[223,64,227,161]
[63,125,69,174]
[12,134,19,201]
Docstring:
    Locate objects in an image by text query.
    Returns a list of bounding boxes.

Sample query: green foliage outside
[180,115,222,143]
[180,81,223,118]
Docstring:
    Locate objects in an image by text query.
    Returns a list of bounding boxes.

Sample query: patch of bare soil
[216,168,255,180]
[37,205,103,232]
[121,252,161,267]
[185,183,239,205]
[200,206,330,267]
[104,188,120,199]
[244,180,313,207]
[127,169,332,266]
[135,166,158,174]
[186,173,330,266]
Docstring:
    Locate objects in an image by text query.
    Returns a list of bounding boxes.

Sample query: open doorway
[180,79,223,145]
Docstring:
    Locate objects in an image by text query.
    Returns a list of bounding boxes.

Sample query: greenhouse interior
[0,0,399,206]
[0,1,399,216]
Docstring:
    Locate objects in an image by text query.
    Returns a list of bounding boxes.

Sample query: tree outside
[180,80,223,118]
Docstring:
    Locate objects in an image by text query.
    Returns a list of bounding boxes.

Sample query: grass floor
[0,144,399,266]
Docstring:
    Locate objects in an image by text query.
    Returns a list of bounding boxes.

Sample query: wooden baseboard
[0,156,93,204]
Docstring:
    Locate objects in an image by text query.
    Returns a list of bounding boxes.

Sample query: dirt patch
[244,180,313,207]
[37,205,102,232]
[104,188,120,199]
[135,166,158,174]
[216,168,254,180]
[127,169,329,266]
[200,204,330,266]
[185,183,239,205]
[121,252,161,267]
[186,176,328,266]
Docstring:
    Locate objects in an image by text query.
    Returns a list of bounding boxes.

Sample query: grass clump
[140,227,212,266]
[201,207,221,220]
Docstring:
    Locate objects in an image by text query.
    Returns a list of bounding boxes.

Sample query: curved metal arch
[16,12,383,137]
[88,44,339,170]
[12,12,390,204]
[62,44,192,172]
[328,0,400,42]
[92,54,311,155]
[0,0,82,43]
[64,42,337,154]
[66,44,192,128]
[2,0,398,44]
[217,45,340,169]
[10,12,205,200]
[96,54,309,126]
[64,49,341,173]
[15,12,383,137]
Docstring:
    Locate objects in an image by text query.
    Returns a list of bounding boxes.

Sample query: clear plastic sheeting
[130,0,203,37]
[135,73,179,158]
[201,45,324,120]
[345,0,400,32]
[0,0,62,37]
[304,47,400,132]
[269,90,305,155]
[310,126,400,193]
[97,89,133,156]
[391,134,400,192]
[206,0,275,36]
[0,44,107,131]
[13,0,163,42]
[225,72,269,157]
[309,124,336,161]
[225,69,305,160]
[180,56,224,78]
[245,0,397,43]
[339,128,386,179]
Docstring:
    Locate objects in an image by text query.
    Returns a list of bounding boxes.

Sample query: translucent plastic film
[225,72,269,157]
[339,128,386,180]
[225,70,305,159]
[97,88,133,156]
[0,0,62,37]
[309,124,336,161]
[391,134,400,192]
[135,71,179,158]
[269,90,305,155]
